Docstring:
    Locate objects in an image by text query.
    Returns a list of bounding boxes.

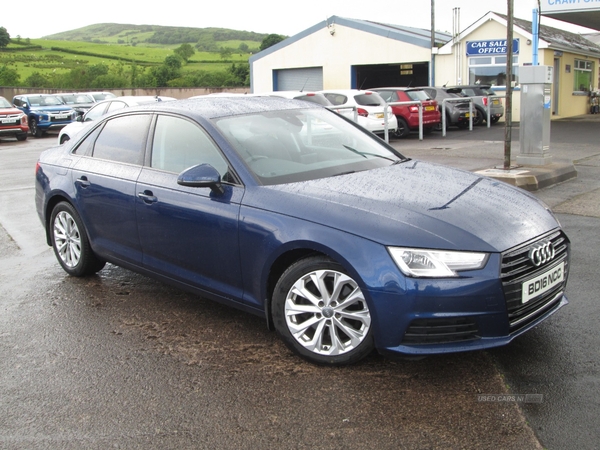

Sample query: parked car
[58,96,176,144]
[269,91,334,106]
[319,89,398,135]
[12,94,77,138]
[36,97,570,366]
[0,96,29,141]
[84,91,117,102]
[370,87,441,138]
[420,87,475,129]
[449,85,504,125]
[56,93,96,117]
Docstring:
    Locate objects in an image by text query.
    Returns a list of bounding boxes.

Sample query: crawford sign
[543,0,600,13]
[466,39,520,56]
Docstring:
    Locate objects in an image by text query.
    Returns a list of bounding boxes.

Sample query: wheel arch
[43,193,75,245]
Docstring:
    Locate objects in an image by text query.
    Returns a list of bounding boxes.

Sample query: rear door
[71,113,152,265]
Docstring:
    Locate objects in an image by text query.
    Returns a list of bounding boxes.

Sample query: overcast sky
[3,0,595,40]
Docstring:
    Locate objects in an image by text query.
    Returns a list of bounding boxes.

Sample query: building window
[573,59,593,92]
[468,56,518,87]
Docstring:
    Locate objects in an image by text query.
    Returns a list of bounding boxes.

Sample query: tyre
[395,117,410,138]
[16,133,28,141]
[272,256,373,365]
[473,108,485,126]
[29,118,43,138]
[50,202,106,277]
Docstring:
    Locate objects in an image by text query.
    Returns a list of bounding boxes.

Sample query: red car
[371,88,441,138]
[0,96,29,141]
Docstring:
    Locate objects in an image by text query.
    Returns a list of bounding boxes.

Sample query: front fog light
[388,247,488,278]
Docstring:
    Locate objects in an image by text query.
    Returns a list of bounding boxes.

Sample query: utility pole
[504,0,514,169]
[430,0,435,86]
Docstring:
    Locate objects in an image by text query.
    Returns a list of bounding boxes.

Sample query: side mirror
[177,164,224,194]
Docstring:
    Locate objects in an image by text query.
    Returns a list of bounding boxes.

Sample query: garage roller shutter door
[275,67,323,91]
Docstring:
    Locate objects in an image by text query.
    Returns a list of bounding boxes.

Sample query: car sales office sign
[466,39,520,56]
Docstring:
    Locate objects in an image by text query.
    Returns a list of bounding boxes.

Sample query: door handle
[75,176,90,188]
[138,190,157,204]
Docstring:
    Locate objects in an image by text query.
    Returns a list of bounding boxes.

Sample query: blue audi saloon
[35,96,570,365]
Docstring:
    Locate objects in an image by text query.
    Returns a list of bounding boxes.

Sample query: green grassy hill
[1,24,280,88]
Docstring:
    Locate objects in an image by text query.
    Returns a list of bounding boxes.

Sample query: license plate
[425,106,435,111]
[1,119,17,124]
[54,114,69,119]
[521,261,565,304]
[465,113,470,118]
[492,100,500,105]
[375,113,384,119]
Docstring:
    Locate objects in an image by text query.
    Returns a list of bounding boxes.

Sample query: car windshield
[61,94,94,104]
[214,107,407,186]
[27,95,64,106]
[0,97,11,108]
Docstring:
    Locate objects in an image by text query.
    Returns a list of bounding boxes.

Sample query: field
[1,24,271,86]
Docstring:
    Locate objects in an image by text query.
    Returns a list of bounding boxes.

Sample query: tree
[260,34,286,51]
[25,72,49,88]
[0,65,20,86]
[0,27,10,48]
[219,47,233,59]
[174,43,195,62]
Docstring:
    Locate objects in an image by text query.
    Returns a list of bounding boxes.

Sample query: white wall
[252,24,432,93]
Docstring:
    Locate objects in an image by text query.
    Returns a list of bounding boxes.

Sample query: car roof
[449,85,492,89]
[125,96,318,120]
[370,87,424,91]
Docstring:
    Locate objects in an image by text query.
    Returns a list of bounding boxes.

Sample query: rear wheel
[395,117,410,138]
[16,133,28,141]
[50,202,106,277]
[473,108,485,126]
[272,256,374,366]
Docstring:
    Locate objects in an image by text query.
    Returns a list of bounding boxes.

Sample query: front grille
[402,317,480,344]
[501,229,570,332]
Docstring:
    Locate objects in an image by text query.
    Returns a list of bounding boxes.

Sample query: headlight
[388,247,488,278]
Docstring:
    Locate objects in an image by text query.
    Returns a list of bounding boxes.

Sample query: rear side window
[92,114,151,165]
[323,93,348,106]
[405,90,431,101]
[375,90,397,102]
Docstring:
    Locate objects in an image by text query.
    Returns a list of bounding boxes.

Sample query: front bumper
[369,230,570,356]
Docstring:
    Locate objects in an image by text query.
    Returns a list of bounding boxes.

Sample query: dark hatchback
[35,97,570,365]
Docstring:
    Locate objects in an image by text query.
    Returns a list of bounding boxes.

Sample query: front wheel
[50,202,106,277]
[29,118,43,138]
[272,256,374,365]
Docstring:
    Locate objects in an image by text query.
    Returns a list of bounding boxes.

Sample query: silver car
[450,85,504,126]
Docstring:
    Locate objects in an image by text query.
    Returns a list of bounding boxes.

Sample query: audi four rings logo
[529,241,555,267]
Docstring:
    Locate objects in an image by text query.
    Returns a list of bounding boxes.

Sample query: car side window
[150,115,229,177]
[92,114,151,165]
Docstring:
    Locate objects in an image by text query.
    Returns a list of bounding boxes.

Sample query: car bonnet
[245,161,559,253]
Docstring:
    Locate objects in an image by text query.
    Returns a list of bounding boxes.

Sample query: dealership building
[250,5,600,119]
